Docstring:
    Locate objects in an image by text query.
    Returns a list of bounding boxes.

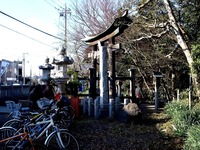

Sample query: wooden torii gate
[82,10,132,108]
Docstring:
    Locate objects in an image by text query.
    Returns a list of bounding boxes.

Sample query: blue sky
[0,0,71,76]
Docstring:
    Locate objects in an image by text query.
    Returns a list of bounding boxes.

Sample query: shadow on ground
[70,112,183,150]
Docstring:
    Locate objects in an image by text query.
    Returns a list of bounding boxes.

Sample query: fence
[0,85,30,103]
[81,96,131,119]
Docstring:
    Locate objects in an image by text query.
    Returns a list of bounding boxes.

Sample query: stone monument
[39,57,55,82]
[52,47,74,96]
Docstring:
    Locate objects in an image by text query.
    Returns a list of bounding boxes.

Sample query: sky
[0,0,71,76]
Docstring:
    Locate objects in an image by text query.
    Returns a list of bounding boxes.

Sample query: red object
[70,96,80,117]
[55,93,61,101]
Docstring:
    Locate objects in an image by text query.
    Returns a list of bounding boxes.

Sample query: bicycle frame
[28,114,58,140]
[0,127,35,150]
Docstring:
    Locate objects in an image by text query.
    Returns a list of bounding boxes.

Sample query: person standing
[135,83,144,104]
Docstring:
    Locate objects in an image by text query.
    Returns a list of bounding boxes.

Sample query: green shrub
[179,90,189,100]
[184,125,200,150]
[172,110,191,136]
[164,100,188,117]
[172,109,200,137]
[192,101,200,111]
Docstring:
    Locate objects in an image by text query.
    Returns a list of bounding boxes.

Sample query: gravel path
[70,114,183,150]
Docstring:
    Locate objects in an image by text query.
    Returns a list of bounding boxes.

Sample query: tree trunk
[164,0,200,97]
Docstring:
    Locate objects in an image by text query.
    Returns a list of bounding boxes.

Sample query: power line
[0,23,57,49]
[50,0,64,9]
[44,0,62,11]
[57,0,65,6]
[0,11,64,41]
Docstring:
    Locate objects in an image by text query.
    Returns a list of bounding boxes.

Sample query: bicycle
[0,126,47,150]
[27,108,80,149]
[2,105,79,149]
[3,98,76,130]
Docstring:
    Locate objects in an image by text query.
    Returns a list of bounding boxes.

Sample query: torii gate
[82,10,132,109]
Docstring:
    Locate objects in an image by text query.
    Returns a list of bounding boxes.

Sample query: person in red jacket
[135,83,144,104]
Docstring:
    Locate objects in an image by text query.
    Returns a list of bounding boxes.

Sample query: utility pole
[22,53,28,84]
[60,3,71,55]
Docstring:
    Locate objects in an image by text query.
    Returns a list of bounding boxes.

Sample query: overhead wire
[57,0,65,6]
[0,23,57,49]
[50,0,64,9]
[44,0,62,11]
[0,11,64,41]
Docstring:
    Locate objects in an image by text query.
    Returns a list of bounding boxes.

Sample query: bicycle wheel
[61,105,75,127]
[45,129,79,150]
[33,142,48,150]
[0,127,20,150]
[21,140,48,150]
[68,105,76,120]
[7,112,13,120]
[3,119,24,129]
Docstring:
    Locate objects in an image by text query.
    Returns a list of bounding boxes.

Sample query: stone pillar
[115,97,120,112]
[124,98,130,105]
[55,78,68,96]
[109,98,114,118]
[111,50,116,98]
[155,78,159,111]
[129,68,136,102]
[99,44,108,109]
[83,96,87,114]
[89,68,96,99]
[88,97,93,116]
[94,97,100,119]
[117,80,122,97]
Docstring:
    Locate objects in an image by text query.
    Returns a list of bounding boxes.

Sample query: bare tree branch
[137,0,153,10]
[129,28,169,42]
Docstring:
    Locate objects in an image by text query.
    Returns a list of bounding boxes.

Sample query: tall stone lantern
[53,47,74,96]
[39,57,55,83]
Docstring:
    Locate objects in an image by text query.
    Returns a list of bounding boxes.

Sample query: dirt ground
[70,113,184,150]
[0,111,184,150]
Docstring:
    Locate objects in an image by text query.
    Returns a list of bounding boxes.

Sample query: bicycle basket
[37,98,53,109]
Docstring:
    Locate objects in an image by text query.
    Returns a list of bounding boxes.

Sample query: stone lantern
[52,47,74,96]
[39,57,55,83]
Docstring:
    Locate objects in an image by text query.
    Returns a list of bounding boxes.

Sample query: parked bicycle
[1,99,79,149]
[0,125,47,150]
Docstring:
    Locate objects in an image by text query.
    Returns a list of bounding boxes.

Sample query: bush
[172,110,193,137]
[172,109,200,137]
[192,100,200,111]
[65,81,81,96]
[164,100,188,117]
[164,99,200,137]
[184,125,200,150]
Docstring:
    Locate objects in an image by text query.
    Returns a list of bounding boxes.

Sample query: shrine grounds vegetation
[164,99,200,150]
[69,99,200,150]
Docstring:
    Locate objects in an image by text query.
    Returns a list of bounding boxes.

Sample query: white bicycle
[2,101,79,149]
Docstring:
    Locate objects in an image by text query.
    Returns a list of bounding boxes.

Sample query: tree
[192,44,200,85]
[66,0,200,100]
[120,0,200,98]
[67,0,124,76]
